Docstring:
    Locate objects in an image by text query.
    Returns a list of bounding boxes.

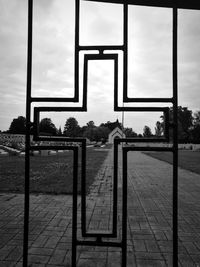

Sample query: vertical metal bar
[75,0,80,101]
[122,148,127,266]
[122,5,128,263]
[113,140,118,236]
[23,0,33,266]
[123,3,128,101]
[114,54,119,114]
[81,141,87,235]
[72,148,78,267]
[83,55,88,110]
[172,5,178,267]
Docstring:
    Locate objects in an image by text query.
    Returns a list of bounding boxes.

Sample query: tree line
[5,117,136,143]
[3,106,200,143]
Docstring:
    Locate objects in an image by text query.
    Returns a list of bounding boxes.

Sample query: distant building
[108,127,126,144]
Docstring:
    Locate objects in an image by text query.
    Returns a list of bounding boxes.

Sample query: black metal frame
[23,0,200,266]
[84,0,200,10]
[83,53,118,112]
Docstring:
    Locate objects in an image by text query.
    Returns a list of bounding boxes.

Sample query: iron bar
[122,148,127,266]
[72,147,79,267]
[114,55,119,110]
[31,97,78,102]
[76,240,122,247]
[23,0,33,266]
[115,106,169,111]
[84,0,200,10]
[121,146,173,152]
[172,5,178,267]
[114,137,170,143]
[33,106,86,112]
[75,0,80,101]
[30,145,80,151]
[81,139,87,235]
[32,137,86,143]
[124,97,173,102]
[123,3,128,101]
[113,133,119,237]
[79,45,124,51]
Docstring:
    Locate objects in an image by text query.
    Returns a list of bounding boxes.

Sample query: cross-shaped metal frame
[23,0,200,266]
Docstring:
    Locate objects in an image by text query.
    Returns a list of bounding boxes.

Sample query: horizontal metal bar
[82,231,116,238]
[79,45,124,51]
[123,146,173,152]
[76,240,122,247]
[84,53,118,60]
[34,106,86,112]
[32,137,86,142]
[115,106,169,112]
[115,137,169,143]
[124,97,173,103]
[31,97,78,103]
[30,145,79,151]
[84,0,200,10]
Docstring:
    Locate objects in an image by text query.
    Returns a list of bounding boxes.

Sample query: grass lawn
[144,150,200,175]
[0,146,110,194]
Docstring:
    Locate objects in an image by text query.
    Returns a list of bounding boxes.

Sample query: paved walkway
[0,149,200,266]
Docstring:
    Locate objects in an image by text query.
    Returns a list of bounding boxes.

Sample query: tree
[63,117,81,137]
[100,119,122,131]
[194,111,200,125]
[190,125,200,144]
[58,126,62,136]
[39,118,57,135]
[177,106,193,142]
[124,127,137,137]
[143,125,152,137]
[190,110,200,143]
[94,126,110,142]
[155,121,163,137]
[82,120,96,140]
[83,127,96,141]
[87,121,95,128]
[8,116,26,134]
[160,106,193,143]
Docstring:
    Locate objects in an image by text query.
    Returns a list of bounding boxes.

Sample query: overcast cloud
[0,0,200,134]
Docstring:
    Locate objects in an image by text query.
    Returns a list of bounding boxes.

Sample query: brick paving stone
[31,235,49,248]
[5,245,23,262]
[44,236,61,248]
[178,253,196,267]
[182,241,200,254]
[0,261,17,267]
[136,259,167,267]
[133,240,146,252]
[135,252,164,261]
[106,251,121,266]
[0,245,15,260]
[78,258,106,267]
[28,254,50,265]
[48,249,67,265]
[145,240,160,253]
[56,241,71,251]
[190,254,200,266]
[28,247,54,256]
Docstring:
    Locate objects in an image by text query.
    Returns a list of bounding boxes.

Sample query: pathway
[0,149,200,266]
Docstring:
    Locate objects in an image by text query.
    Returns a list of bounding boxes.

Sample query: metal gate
[23,0,200,266]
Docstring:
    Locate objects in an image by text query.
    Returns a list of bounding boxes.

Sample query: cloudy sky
[0,0,200,134]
